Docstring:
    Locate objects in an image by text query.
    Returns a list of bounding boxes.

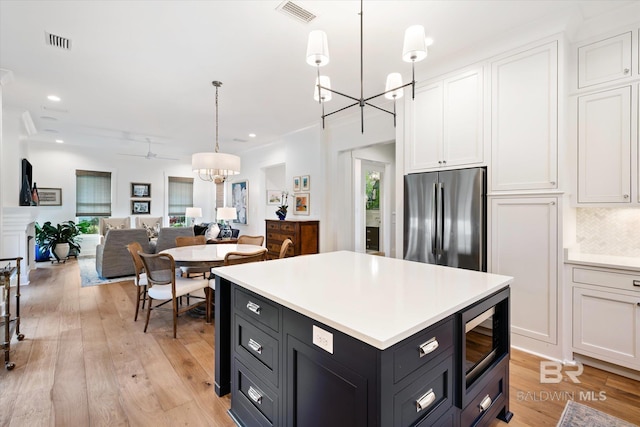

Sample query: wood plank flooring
[1,259,639,426]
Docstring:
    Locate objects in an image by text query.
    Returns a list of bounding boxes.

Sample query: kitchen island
[213,251,513,427]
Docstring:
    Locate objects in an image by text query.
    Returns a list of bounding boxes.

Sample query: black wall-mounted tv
[20,158,33,206]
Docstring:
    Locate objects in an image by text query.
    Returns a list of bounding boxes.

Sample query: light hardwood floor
[2,260,639,426]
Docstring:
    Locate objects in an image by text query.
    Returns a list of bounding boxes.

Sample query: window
[168,176,194,226]
[76,170,112,222]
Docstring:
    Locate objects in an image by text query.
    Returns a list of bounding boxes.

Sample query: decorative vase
[53,243,70,261]
[276,208,287,220]
[35,244,50,262]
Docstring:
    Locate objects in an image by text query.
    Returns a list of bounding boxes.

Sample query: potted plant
[38,221,82,262]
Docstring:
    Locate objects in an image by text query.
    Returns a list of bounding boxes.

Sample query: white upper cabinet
[490,41,558,192]
[405,67,484,173]
[578,31,632,89]
[577,86,632,204]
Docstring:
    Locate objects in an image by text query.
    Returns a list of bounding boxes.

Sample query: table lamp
[217,207,237,239]
[185,207,202,227]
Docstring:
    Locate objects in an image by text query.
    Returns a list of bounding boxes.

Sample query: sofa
[153,227,195,253]
[96,228,150,278]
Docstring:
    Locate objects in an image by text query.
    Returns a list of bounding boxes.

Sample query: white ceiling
[0,0,634,161]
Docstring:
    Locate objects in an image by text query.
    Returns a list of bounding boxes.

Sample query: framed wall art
[266,190,282,206]
[131,182,151,198]
[293,176,301,192]
[231,180,248,224]
[301,175,310,191]
[38,187,62,206]
[131,200,151,214]
[294,193,310,215]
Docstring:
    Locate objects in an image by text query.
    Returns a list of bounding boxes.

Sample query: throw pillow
[105,222,125,232]
[206,223,220,241]
[143,223,159,239]
[194,223,209,236]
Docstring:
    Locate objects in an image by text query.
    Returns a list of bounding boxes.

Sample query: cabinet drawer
[235,315,279,386]
[266,221,282,231]
[393,318,454,383]
[235,287,280,333]
[573,267,640,293]
[461,359,507,427]
[267,231,293,242]
[232,358,279,427]
[393,357,453,427]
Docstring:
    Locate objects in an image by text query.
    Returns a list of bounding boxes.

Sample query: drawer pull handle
[416,389,436,412]
[247,301,261,315]
[248,386,263,405]
[248,338,263,354]
[418,338,439,357]
[633,280,640,287]
[479,395,492,412]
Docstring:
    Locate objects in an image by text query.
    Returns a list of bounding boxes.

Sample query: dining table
[159,243,266,322]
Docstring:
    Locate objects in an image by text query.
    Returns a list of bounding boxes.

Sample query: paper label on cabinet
[312,325,333,354]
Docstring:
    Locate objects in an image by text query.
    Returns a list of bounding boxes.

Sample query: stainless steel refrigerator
[404,167,486,271]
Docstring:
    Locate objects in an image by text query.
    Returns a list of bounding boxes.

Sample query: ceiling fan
[118,138,179,161]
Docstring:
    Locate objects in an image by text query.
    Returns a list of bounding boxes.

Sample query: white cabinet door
[491,41,558,192]
[578,31,632,88]
[405,67,484,173]
[577,86,632,204]
[573,287,640,369]
[490,197,558,345]
[443,68,484,167]
[406,82,443,171]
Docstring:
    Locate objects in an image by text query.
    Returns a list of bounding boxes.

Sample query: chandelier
[192,81,241,183]
[306,0,430,133]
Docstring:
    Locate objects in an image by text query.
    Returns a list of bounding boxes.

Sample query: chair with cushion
[279,238,294,259]
[138,252,209,339]
[154,227,194,253]
[96,228,151,278]
[126,241,149,321]
[223,248,268,265]
[135,216,163,240]
[98,217,131,243]
[237,235,265,246]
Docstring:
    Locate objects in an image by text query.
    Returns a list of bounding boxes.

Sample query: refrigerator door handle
[435,182,443,258]
[439,182,445,254]
[431,182,437,256]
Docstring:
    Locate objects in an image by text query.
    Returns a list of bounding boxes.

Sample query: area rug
[557,400,638,427]
[78,257,135,287]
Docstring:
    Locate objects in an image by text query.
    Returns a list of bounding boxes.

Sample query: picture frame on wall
[131,182,151,198]
[38,187,62,206]
[301,175,310,191]
[294,193,310,215]
[131,200,151,214]
[293,176,301,192]
[266,190,282,206]
[231,180,249,224]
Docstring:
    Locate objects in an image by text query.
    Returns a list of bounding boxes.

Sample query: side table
[206,238,239,245]
[1,257,25,370]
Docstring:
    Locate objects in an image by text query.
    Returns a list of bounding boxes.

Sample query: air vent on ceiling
[276,1,316,23]
[233,138,248,143]
[45,32,72,50]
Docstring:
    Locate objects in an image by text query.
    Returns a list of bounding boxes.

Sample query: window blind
[168,176,194,216]
[76,170,112,216]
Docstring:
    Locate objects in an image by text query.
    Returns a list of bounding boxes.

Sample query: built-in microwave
[457,287,510,408]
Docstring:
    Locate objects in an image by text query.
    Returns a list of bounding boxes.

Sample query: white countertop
[565,251,640,272]
[213,251,513,350]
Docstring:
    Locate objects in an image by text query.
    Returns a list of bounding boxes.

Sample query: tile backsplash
[576,208,640,257]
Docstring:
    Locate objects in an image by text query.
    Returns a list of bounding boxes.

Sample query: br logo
[539,361,583,384]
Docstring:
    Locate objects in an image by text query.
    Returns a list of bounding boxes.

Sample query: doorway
[363,162,384,254]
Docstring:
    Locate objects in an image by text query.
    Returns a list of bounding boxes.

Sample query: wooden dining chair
[137,252,209,339]
[279,238,293,259]
[126,241,148,321]
[223,248,268,265]
[237,235,265,246]
[205,248,268,323]
[175,235,209,278]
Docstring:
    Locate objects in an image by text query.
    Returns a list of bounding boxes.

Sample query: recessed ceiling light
[249,133,256,138]
[55,139,64,143]
[47,95,61,102]
[40,115,58,121]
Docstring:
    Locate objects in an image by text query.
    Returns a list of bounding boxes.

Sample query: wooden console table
[1,257,25,370]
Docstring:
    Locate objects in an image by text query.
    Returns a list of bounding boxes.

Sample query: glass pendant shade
[216,207,237,221]
[192,152,241,180]
[313,76,332,102]
[306,30,330,67]
[402,25,428,63]
[384,73,404,100]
